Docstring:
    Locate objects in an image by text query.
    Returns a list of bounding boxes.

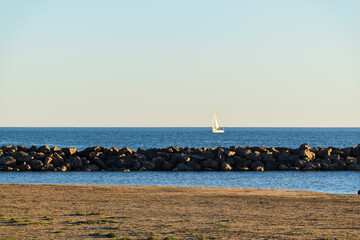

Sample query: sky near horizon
[0,0,359,127]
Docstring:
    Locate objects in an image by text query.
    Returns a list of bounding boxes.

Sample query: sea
[0,127,359,194]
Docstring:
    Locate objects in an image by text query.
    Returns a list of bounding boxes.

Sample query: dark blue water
[0,128,359,194]
[0,127,359,149]
[0,171,358,194]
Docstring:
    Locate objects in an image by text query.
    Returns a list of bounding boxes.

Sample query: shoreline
[0,184,359,239]
[1,143,359,172]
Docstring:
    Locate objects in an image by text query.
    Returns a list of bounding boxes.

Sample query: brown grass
[0,184,359,239]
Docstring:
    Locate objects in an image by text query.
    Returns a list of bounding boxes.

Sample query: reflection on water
[0,171,358,194]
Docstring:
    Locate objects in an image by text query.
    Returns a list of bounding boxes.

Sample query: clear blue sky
[1,0,359,127]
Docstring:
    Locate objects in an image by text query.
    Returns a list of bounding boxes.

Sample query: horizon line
[0,126,359,128]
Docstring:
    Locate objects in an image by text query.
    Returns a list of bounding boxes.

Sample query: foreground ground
[0,184,359,240]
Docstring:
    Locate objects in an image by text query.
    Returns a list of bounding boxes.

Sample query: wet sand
[0,184,359,239]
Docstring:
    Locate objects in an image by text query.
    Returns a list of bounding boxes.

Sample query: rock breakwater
[0,144,359,171]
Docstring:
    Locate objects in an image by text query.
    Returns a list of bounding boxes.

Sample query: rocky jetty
[0,144,359,172]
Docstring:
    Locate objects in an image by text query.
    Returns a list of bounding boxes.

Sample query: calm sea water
[0,127,359,149]
[0,128,359,194]
[0,171,358,194]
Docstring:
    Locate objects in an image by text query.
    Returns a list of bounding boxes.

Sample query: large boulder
[295,159,307,168]
[29,160,43,171]
[0,156,16,165]
[62,148,77,156]
[152,157,165,170]
[200,159,218,170]
[318,148,332,158]
[350,147,360,157]
[82,164,99,171]
[42,164,55,171]
[162,161,174,170]
[299,149,315,161]
[245,151,262,161]
[52,146,61,152]
[93,158,107,169]
[14,151,29,161]
[299,143,310,150]
[71,156,83,169]
[188,161,201,171]
[38,145,51,154]
[220,162,232,171]
[174,162,193,171]
[250,161,264,171]
[51,153,64,167]
[142,161,155,171]
[118,147,134,155]
[345,157,357,165]
[43,157,53,165]
[131,160,141,171]
[18,163,31,171]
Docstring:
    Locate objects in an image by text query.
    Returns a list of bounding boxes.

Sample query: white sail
[212,111,219,130]
[212,111,224,133]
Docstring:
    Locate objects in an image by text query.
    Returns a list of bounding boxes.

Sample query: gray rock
[224,151,236,157]
[42,164,55,171]
[18,163,31,171]
[299,149,315,161]
[200,159,218,170]
[254,166,264,171]
[350,147,360,157]
[243,160,252,168]
[188,161,202,171]
[63,148,77,156]
[250,161,264,170]
[329,154,341,162]
[131,160,141,171]
[318,148,332,158]
[58,165,68,171]
[15,151,29,161]
[71,156,83,169]
[189,154,206,162]
[345,157,357,165]
[0,156,16,165]
[93,158,107,169]
[220,162,232,171]
[38,145,51,154]
[174,162,193,171]
[82,164,99,171]
[162,161,174,170]
[119,147,134,155]
[278,164,289,170]
[152,157,165,170]
[295,159,307,168]
[23,155,34,163]
[142,161,155,170]
[51,153,64,167]
[43,157,52,165]
[52,146,61,152]
[34,152,45,160]
[264,163,277,171]
[245,151,262,161]
[299,143,310,150]
[29,160,43,171]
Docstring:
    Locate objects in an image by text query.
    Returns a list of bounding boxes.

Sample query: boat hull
[212,129,225,133]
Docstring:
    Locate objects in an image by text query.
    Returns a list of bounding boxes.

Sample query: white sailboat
[212,111,225,133]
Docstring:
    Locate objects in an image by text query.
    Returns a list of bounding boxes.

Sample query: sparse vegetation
[89,212,103,215]
[118,236,131,240]
[105,232,118,238]
[43,215,53,221]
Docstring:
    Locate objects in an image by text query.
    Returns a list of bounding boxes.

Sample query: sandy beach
[0,184,359,240]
